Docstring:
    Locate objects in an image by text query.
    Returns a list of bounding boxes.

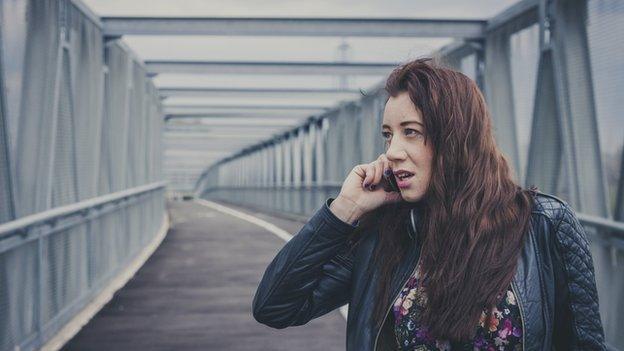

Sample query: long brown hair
[347,58,535,341]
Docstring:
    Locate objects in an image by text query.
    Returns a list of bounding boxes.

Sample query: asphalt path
[62,199,346,351]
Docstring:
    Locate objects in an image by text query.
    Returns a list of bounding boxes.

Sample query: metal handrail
[578,213,624,251]
[578,213,624,234]
[200,185,624,235]
[0,181,167,239]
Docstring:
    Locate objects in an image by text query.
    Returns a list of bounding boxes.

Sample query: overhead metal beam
[166,111,293,119]
[164,141,275,151]
[164,168,211,172]
[165,149,230,156]
[164,166,212,170]
[163,136,261,143]
[164,163,225,169]
[163,142,258,152]
[165,112,311,121]
[165,156,231,162]
[163,104,330,113]
[164,150,245,158]
[102,17,486,38]
[164,159,226,166]
[145,60,397,75]
[486,0,538,32]
[167,173,217,178]
[164,117,303,126]
[165,171,213,176]
[165,170,214,176]
[163,106,328,119]
[165,125,287,133]
[164,163,226,168]
[159,87,363,99]
[164,132,275,139]
[433,0,538,69]
[161,96,356,107]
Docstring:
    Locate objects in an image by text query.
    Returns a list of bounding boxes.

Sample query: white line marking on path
[194,198,349,322]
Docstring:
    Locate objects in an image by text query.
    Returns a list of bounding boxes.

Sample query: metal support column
[484,30,521,178]
[551,0,608,216]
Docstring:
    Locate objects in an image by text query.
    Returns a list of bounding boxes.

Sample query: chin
[400,190,425,203]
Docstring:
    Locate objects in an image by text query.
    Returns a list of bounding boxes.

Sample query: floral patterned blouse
[392,261,523,350]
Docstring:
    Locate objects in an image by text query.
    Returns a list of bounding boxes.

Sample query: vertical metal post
[0,6,16,222]
[525,49,561,194]
[314,120,324,186]
[304,124,313,187]
[615,149,624,221]
[550,0,608,216]
[483,30,521,180]
[293,129,302,188]
[472,40,486,93]
[36,31,66,343]
[276,139,283,187]
[37,226,44,345]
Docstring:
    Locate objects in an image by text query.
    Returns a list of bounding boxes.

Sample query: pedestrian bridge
[0,0,622,350]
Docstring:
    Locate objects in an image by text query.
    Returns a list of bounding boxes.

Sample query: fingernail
[384,169,391,176]
[363,182,369,188]
[369,185,376,191]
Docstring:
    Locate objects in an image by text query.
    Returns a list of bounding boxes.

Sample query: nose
[384,139,407,163]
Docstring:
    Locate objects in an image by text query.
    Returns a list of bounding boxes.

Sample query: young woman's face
[381,91,434,202]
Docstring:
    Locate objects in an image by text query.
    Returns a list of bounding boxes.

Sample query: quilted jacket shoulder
[531,191,607,350]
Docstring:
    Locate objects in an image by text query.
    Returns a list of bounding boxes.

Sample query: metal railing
[0,181,167,351]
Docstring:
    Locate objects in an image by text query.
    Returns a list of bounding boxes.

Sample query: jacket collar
[407,204,424,244]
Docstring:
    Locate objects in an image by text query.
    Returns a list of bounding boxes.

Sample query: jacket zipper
[510,278,526,350]
[373,252,422,351]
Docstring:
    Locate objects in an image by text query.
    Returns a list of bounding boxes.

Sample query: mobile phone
[380,171,400,193]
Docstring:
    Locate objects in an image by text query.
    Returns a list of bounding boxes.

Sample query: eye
[381,131,391,140]
[404,128,421,136]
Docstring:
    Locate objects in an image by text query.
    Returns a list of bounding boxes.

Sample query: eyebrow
[381,120,423,129]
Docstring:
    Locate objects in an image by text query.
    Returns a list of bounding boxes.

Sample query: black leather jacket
[252,192,607,350]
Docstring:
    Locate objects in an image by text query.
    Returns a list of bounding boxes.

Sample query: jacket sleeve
[551,203,607,350]
[252,197,358,329]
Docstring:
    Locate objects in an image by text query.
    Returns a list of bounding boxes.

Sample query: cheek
[415,157,434,188]
[411,151,434,173]
[415,171,431,191]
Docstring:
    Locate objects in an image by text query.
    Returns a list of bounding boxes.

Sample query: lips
[394,170,415,180]
[396,175,413,188]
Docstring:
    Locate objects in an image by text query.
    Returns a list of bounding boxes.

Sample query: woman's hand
[329,154,402,224]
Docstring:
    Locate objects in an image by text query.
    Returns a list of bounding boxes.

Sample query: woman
[252,58,607,350]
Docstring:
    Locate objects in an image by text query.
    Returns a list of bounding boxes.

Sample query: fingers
[362,163,374,188]
[353,164,367,178]
[365,162,383,190]
[358,154,393,191]
[372,161,383,187]
[377,154,392,175]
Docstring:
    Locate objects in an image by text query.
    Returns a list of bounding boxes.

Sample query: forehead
[382,92,422,126]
